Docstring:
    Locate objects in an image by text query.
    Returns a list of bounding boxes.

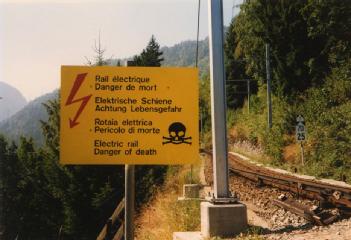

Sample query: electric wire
[195,0,201,68]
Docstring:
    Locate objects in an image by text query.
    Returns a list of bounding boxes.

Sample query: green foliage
[232,0,351,97]
[226,0,351,182]
[0,79,167,238]
[199,74,211,134]
[232,85,289,164]
[301,0,351,68]
[225,17,253,109]
[134,35,164,67]
[131,35,168,207]
[235,0,312,94]
[86,35,109,66]
[0,136,61,239]
[135,165,167,208]
[299,60,351,181]
[161,38,209,78]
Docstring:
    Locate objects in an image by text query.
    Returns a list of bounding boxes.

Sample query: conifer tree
[132,35,167,207]
[134,35,164,66]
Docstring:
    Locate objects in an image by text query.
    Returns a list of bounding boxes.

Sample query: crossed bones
[162,136,192,145]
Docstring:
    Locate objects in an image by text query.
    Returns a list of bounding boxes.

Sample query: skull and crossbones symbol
[162,122,192,145]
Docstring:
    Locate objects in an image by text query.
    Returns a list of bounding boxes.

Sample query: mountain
[0,82,27,122]
[0,38,211,145]
[0,89,58,146]
[161,38,209,77]
[109,38,210,77]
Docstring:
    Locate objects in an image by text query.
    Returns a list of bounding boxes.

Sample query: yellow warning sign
[60,66,199,165]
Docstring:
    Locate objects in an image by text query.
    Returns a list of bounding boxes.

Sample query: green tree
[0,136,21,239]
[134,35,164,66]
[86,34,109,66]
[224,17,252,109]
[0,135,61,239]
[234,0,351,96]
[235,0,311,96]
[40,99,125,239]
[301,0,351,73]
[132,35,167,207]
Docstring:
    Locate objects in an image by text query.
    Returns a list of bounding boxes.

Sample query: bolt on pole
[208,0,229,199]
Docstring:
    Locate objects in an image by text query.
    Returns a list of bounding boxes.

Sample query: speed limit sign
[296,115,306,142]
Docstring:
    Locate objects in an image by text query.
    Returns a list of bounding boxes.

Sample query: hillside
[161,38,209,77]
[0,89,58,145]
[0,81,27,122]
[0,39,209,146]
[109,38,210,76]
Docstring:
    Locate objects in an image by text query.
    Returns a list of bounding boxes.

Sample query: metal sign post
[300,143,304,166]
[296,115,306,166]
[247,79,250,113]
[227,79,252,114]
[125,164,134,240]
[125,61,135,240]
[266,44,272,129]
[208,0,229,199]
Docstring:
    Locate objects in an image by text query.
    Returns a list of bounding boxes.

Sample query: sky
[0,0,241,101]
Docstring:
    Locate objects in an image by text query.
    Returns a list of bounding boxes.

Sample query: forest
[214,0,351,181]
[1,0,351,239]
[0,36,167,239]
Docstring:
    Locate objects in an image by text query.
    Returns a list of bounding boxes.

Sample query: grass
[204,226,266,240]
[135,163,202,240]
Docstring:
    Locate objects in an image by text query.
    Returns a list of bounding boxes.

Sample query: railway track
[201,149,351,225]
[227,152,351,209]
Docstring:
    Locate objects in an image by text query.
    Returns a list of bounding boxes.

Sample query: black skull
[168,122,186,142]
[163,122,192,145]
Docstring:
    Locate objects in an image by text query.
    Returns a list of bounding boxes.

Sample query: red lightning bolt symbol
[65,73,92,128]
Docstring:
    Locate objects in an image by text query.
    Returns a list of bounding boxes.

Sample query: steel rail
[200,149,351,209]
[227,153,351,209]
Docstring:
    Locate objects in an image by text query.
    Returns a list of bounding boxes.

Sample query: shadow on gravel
[245,223,315,236]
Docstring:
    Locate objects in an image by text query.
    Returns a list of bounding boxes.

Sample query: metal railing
[97,198,125,240]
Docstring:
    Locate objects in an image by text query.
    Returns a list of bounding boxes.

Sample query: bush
[232,85,290,164]
[301,60,351,182]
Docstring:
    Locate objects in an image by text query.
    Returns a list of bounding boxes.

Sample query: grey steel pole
[208,0,229,199]
[266,43,272,129]
[125,164,135,240]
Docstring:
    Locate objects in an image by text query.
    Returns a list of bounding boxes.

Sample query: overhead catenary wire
[195,0,201,68]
